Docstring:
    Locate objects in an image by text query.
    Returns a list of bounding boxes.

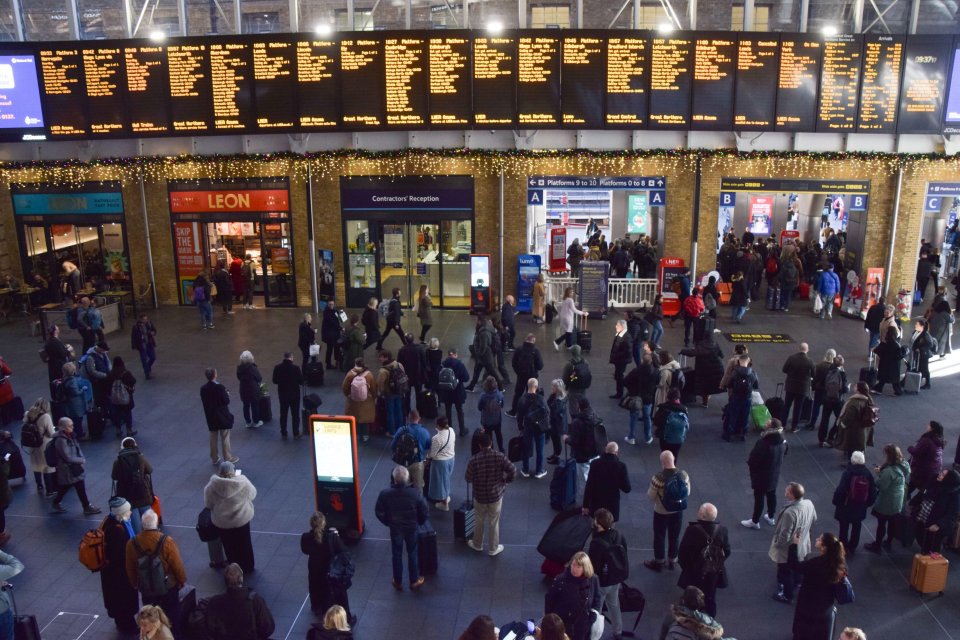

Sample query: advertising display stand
[516,254,542,313]
[658,257,686,318]
[310,414,363,542]
[577,260,609,319]
[549,228,568,273]
[469,254,492,314]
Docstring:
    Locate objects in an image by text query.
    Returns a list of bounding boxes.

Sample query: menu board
[340,38,384,128]
[473,36,516,127]
[606,36,648,126]
[776,35,822,131]
[251,37,297,130]
[82,45,125,136]
[856,34,903,133]
[899,36,951,134]
[517,35,561,126]
[39,46,87,137]
[817,34,861,132]
[209,40,253,131]
[125,45,169,134]
[0,50,46,141]
[734,34,779,130]
[428,35,471,127]
[648,36,693,129]
[691,34,736,130]
[561,34,604,127]
[296,39,339,129]
[385,36,427,127]
[167,42,212,133]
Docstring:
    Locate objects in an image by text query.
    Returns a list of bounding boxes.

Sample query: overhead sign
[723,332,794,344]
[12,191,124,215]
[927,182,960,195]
[340,175,475,211]
[720,177,869,194]
[528,176,666,189]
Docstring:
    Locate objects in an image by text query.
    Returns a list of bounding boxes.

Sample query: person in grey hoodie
[204,461,257,573]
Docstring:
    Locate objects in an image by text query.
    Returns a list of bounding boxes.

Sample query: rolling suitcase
[305,359,324,387]
[859,354,878,386]
[765,383,786,422]
[678,355,697,405]
[545,302,556,324]
[797,281,811,300]
[537,508,593,564]
[910,553,948,595]
[302,393,322,431]
[454,484,475,541]
[6,584,41,640]
[766,286,781,310]
[417,388,438,420]
[575,315,592,353]
[903,355,922,395]
[799,395,813,422]
[257,394,273,422]
[86,406,106,439]
[0,396,24,426]
[507,436,524,463]
[417,521,438,575]
[549,446,578,511]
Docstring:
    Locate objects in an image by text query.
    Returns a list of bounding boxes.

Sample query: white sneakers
[467,540,483,552]
[535,471,548,479]
[624,436,636,445]
[763,514,777,526]
[740,519,761,530]
[489,544,504,556]
[468,540,504,556]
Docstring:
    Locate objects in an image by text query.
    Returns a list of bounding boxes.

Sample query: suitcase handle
[3,583,17,616]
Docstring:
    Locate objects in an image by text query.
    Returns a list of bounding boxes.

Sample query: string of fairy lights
[0,148,956,188]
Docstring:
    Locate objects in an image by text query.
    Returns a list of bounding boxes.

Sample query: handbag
[196,507,219,542]
[813,294,823,313]
[308,344,321,357]
[588,609,604,640]
[618,395,641,411]
[834,574,855,605]
[326,529,356,588]
[210,282,218,297]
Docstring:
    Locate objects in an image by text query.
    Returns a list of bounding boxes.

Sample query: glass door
[378,223,412,306]
[439,219,473,307]
[23,224,52,285]
[261,221,296,307]
[345,219,377,309]
[411,222,439,307]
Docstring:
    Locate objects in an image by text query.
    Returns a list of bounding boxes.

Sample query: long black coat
[272,359,304,402]
[300,530,349,613]
[236,362,263,403]
[679,340,725,397]
[747,429,787,492]
[609,333,633,366]
[872,339,903,384]
[677,520,731,592]
[582,453,632,521]
[101,515,139,625]
[545,568,601,640]
[788,545,839,640]
[398,343,428,388]
[321,308,342,344]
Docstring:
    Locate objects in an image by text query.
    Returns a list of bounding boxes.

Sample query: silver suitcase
[903,354,922,395]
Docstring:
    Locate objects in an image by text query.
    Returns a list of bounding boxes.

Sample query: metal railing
[545,275,658,309]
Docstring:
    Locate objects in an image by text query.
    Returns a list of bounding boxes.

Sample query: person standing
[477,376,505,453]
[111,437,153,532]
[561,346,592,411]
[916,251,934,302]
[816,356,849,447]
[677,503,731,617]
[832,451,878,554]
[108,356,137,438]
[213,261,234,316]
[241,254,256,309]
[341,358,376,443]
[586,509,628,640]
[545,379,569,465]
[544,551,601,640]
[652,389,689,461]
[872,325,904,395]
[532,273,547,324]
[83,341,112,413]
[125,510,186,625]
[416,284,433,343]
[236,351,264,429]
[465,431,516,557]
[864,297,885,352]
[741,419,788,530]
[723,355,758,442]
[301,512,353,619]
[229,256,244,307]
[342,315,365,372]
[565,397,603,505]
[864,444,910,553]
[834,382,877,459]
[426,416,456,510]
[377,350,408,437]
[361,298,381,351]
[516,378,549,479]
[101,497,139,635]
[0,550,23,640]
[390,410,432,490]
[912,468,960,555]
[272,352,304,440]
[786,532,848,640]
[192,270,215,329]
[678,333,725,408]
[377,288,406,350]
[375,466,429,590]
[608,319,633,400]
[508,334,543,417]
[21,398,56,496]
[49,417,101,515]
[623,353,659,445]
[397,335,427,416]
[554,288,589,351]
[780,343,814,432]
[501,295,517,351]
[910,318,934,390]
[680,288,705,347]
[200,367,239,465]
[130,313,157,380]
[437,349,470,437]
[298,313,318,374]
[907,421,945,496]
[582,442,631,521]
[321,302,344,370]
[204,563,275,640]
[769,482,818,604]
[61,362,92,439]
[647,294,665,347]
[43,324,72,384]
[806,348,836,431]
[644,451,690,572]
[204,460,257,573]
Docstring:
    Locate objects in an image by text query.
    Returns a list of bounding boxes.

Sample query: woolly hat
[109,497,131,517]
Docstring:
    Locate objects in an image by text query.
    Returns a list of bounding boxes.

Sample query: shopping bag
[813,295,823,314]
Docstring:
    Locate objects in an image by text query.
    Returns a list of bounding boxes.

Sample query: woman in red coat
[229,257,245,303]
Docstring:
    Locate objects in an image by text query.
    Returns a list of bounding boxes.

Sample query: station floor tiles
[0,300,958,640]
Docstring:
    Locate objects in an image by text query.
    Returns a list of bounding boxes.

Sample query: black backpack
[731,371,752,397]
[392,428,419,467]
[20,416,43,449]
[524,397,549,434]
[387,363,410,396]
[699,525,726,579]
[596,535,629,587]
[566,361,592,390]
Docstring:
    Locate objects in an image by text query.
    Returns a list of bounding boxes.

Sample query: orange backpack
[78,518,108,572]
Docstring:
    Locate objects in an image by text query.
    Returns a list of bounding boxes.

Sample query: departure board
[473,36,516,127]
[561,34,604,127]
[817,34,861,131]
[341,38,384,128]
[734,34,779,130]
[251,37,296,131]
[856,34,903,133]
[209,40,253,131]
[385,36,427,127]
[39,46,87,137]
[899,36,951,134]
[124,45,169,134]
[428,35,471,127]
[167,42,212,132]
[776,35,822,131]
[605,36,648,127]
[648,36,693,129]
[82,45,125,136]
[517,35,561,126]
[0,49,45,141]
[296,38,339,129]
[691,34,736,130]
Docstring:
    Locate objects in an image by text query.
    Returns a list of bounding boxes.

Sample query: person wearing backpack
[301,512,354,620]
[644,451,690,573]
[833,382,876,459]
[507,334,544,417]
[655,350,682,407]
[622,351,659,445]
[390,410,432,490]
[516,378,550,479]
[477,376,505,452]
[124,509,187,624]
[742,419,788,531]
[564,397,604,505]
[107,356,137,439]
[84,341,112,413]
[816,356,848,447]
[582,442,631,522]
[560,346,592,412]
[586,509,628,640]
[21,398,56,497]
[192,269,215,329]
[777,252,802,313]
[204,461,258,573]
[436,349,470,437]
[50,417,101,515]
[111,437,154,532]
[272,351,304,440]
[377,350,409,437]
[376,288,406,351]
[831,452,877,554]
[61,362,92,440]
[101,497,139,635]
[652,389,690,461]
[341,358,377,442]
[466,317,503,391]
[204,563,276,640]
[864,444,910,553]
[677,503,731,617]
[805,348,837,431]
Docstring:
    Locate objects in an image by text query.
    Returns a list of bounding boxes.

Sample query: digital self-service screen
[311,415,363,539]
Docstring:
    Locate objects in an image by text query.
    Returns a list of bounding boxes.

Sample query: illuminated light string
[0,148,953,188]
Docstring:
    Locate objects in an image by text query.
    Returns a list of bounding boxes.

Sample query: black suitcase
[7,584,41,640]
[417,521,438,575]
[576,330,592,352]
[258,394,272,423]
[537,509,594,564]
[678,357,697,404]
[86,407,106,439]
[799,395,813,422]
[305,360,324,387]
[0,441,26,481]
[0,396,24,426]
[546,302,556,324]
[507,435,524,462]
[859,365,878,386]
[417,389,438,420]
[454,485,475,540]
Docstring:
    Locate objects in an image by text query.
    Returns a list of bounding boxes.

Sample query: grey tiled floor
[0,296,958,640]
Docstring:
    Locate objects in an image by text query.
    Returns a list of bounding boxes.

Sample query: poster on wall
[627,194,649,234]
[383,225,405,266]
[271,247,291,274]
[577,260,609,319]
[748,196,773,234]
[173,221,204,303]
[516,254,541,313]
[318,249,336,308]
[549,227,567,272]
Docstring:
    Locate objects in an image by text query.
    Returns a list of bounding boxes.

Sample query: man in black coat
[205,563,275,640]
[780,342,814,432]
[375,465,430,590]
[500,295,517,352]
[677,502,731,617]
[623,353,659,444]
[507,334,544,416]
[863,296,886,352]
[582,442,632,521]
[398,335,428,415]
[609,319,634,399]
[200,368,238,465]
[564,397,604,505]
[741,419,788,530]
[272,352,304,440]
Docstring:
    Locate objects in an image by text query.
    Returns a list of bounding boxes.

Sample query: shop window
[530,4,571,28]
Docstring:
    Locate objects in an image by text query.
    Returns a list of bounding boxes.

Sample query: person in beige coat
[532,273,547,324]
[22,398,57,496]
[656,351,682,407]
[342,358,378,442]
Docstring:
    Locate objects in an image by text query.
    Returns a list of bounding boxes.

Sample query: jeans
[0,606,11,640]
[242,399,261,425]
[732,305,747,322]
[838,518,863,552]
[652,511,683,561]
[522,431,545,474]
[385,396,404,435]
[279,396,301,436]
[650,320,663,346]
[599,583,622,635]
[780,286,794,310]
[473,498,503,551]
[198,300,213,326]
[818,293,833,318]
[782,391,806,429]
[138,345,156,377]
[868,330,880,351]
[752,489,776,523]
[725,395,751,437]
[389,526,420,584]
[209,429,234,463]
[777,562,801,600]
[576,462,591,506]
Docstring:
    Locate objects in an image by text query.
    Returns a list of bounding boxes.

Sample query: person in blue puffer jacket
[815,264,841,320]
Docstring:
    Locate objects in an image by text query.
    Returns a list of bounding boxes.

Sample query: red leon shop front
[168,178,296,307]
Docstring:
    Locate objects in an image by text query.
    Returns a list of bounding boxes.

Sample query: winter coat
[204,474,257,530]
[425,347,443,390]
[63,372,92,419]
[782,351,815,395]
[437,357,469,405]
[872,338,904,384]
[879,315,902,342]
[544,568,601,640]
[374,482,429,531]
[624,361,659,405]
[205,586,275,640]
[609,332,633,366]
[44,336,72,382]
[229,259,245,295]
[397,343,428,388]
[558,298,585,334]
[582,452,632,521]
[236,362,263,403]
[22,410,55,474]
[473,322,497,363]
[811,360,832,393]
[478,389,505,428]
[679,340,724,397]
[677,520,731,592]
[321,307,343,344]
[342,368,377,425]
[300,528,348,621]
[908,431,945,491]
[298,321,317,352]
[864,303,885,333]
[587,528,628,588]
[53,432,86,485]
[201,380,234,431]
[213,268,233,302]
[832,464,878,522]
[768,498,817,564]
[816,269,841,297]
[787,545,840,640]
[927,310,953,348]
[730,276,748,307]
[101,514,138,622]
[111,448,154,508]
[343,324,365,366]
[648,468,692,516]
[567,409,603,463]
[124,529,187,592]
[272,360,304,402]
[656,360,681,406]
[915,471,960,532]
[873,461,910,516]
[747,427,787,492]
[0,360,12,406]
[417,294,434,327]
[511,342,544,381]
[835,393,875,452]
[532,281,546,318]
[548,394,568,435]
[361,307,381,344]
[662,605,726,640]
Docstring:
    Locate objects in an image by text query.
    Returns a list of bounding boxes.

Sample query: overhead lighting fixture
[821,25,839,36]
[148,30,166,42]
[314,23,333,36]
[486,20,504,35]
[657,21,675,33]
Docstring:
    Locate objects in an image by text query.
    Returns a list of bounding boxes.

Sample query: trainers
[740,519,761,530]
[212,458,223,465]
[467,540,483,553]
[519,470,530,478]
[254,420,263,428]
[762,514,776,526]
[643,560,664,572]
[553,341,559,352]
[410,576,425,590]
[772,592,792,604]
[505,411,517,418]
[228,456,240,464]
[535,471,548,479]
[644,437,654,445]
[435,501,449,511]
[623,436,636,445]
[83,506,102,515]
[245,423,254,429]
[489,544,504,557]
